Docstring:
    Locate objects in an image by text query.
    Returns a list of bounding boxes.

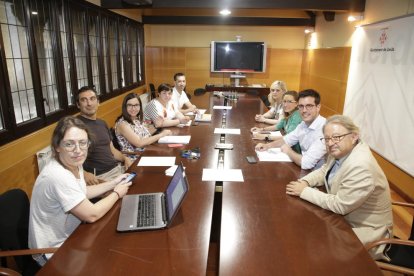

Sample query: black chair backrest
[185,92,192,100]
[260,95,271,107]
[194,88,206,96]
[149,83,156,99]
[0,189,40,274]
[247,89,259,96]
[110,127,121,151]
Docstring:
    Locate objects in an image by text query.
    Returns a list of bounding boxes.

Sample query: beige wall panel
[310,48,350,81]
[147,47,186,69]
[185,48,210,70]
[306,76,344,115]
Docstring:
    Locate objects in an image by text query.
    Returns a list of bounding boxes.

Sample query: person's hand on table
[255,114,266,122]
[160,129,172,137]
[252,133,267,140]
[286,180,309,196]
[255,142,270,151]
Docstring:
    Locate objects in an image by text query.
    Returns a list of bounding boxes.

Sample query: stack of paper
[255,148,292,162]
[252,130,282,137]
[158,135,191,144]
[187,109,206,116]
[178,120,192,127]
[202,169,244,182]
[213,106,232,110]
[137,156,176,166]
[214,128,241,135]
[195,114,212,122]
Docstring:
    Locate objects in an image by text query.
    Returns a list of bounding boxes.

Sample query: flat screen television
[210,41,267,73]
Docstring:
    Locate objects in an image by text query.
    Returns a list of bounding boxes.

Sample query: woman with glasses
[254,80,287,125]
[144,83,191,128]
[29,116,132,266]
[286,115,392,260]
[115,93,172,157]
[251,91,302,153]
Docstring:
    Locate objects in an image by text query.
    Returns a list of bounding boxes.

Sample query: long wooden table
[39,94,381,275]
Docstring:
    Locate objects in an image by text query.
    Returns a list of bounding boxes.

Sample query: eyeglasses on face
[282,100,297,104]
[298,104,316,110]
[126,104,140,109]
[61,139,90,151]
[320,133,352,144]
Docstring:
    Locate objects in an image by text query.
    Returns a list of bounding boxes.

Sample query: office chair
[246,89,259,96]
[185,92,192,100]
[149,83,156,99]
[110,127,122,151]
[0,189,57,275]
[366,201,414,275]
[260,95,271,108]
[194,88,206,96]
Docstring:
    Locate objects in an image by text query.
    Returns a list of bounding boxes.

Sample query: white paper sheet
[137,156,176,166]
[158,135,191,144]
[252,131,282,137]
[214,128,241,135]
[202,169,244,182]
[195,114,212,122]
[213,106,232,110]
[255,148,292,162]
[178,120,192,127]
[187,109,206,116]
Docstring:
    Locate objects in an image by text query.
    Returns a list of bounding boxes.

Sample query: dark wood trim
[143,16,315,26]
[101,0,366,12]
[389,181,414,203]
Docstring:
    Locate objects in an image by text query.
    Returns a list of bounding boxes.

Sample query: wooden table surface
[39,94,381,275]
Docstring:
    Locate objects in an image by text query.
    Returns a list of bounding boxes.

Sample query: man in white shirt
[172,73,197,114]
[256,89,326,170]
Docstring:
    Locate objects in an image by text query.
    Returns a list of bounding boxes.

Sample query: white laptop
[117,163,189,232]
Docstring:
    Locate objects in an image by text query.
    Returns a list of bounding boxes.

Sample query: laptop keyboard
[137,195,156,227]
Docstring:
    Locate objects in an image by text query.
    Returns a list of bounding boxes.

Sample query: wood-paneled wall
[0,86,146,197]
[145,46,303,109]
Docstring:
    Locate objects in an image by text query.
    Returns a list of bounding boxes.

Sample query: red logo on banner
[379,29,388,47]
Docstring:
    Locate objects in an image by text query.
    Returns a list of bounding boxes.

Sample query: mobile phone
[215,143,234,150]
[122,172,137,183]
[246,156,257,164]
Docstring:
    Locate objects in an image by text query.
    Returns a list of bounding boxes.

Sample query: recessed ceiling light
[219,9,231,16]
[348,15,364,22]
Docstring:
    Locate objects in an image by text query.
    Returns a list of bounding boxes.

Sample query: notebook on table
[117,163,189,232]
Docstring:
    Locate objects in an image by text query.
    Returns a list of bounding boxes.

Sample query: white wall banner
[344,14,414,176]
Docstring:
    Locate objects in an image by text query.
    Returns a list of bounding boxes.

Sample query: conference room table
[39,94,381,275]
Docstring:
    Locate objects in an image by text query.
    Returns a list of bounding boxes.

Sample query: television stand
[230,73,246,87]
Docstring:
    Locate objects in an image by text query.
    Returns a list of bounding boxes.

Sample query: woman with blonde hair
[254,80,287,125]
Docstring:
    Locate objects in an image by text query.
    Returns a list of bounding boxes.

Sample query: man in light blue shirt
[256,89,326,170]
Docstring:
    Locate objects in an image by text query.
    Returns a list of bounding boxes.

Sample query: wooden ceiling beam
[142,16,315,26]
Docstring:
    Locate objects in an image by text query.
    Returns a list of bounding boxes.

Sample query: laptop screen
[165,165,188,221]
